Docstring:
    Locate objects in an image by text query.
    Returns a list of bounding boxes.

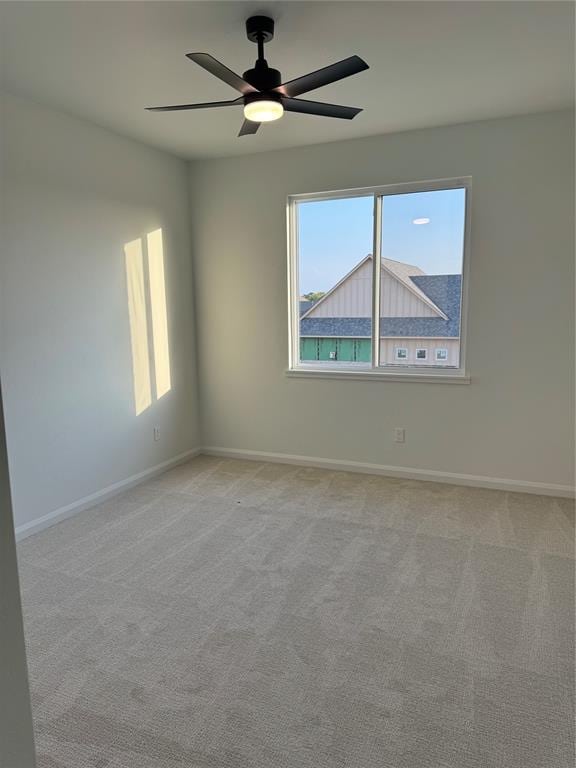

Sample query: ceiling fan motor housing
[243,60,282,91]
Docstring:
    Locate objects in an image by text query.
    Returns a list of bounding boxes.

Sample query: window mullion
[288,200,300,368]
[371,195,382,368]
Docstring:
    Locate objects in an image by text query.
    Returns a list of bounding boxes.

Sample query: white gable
[305,257,443,319]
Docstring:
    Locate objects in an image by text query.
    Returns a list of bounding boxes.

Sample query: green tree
[302,291,326,302]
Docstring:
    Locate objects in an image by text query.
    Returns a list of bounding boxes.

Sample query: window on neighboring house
[395,347,408,361]
[288,178,469,380]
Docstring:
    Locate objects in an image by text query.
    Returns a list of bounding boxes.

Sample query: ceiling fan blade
[238,119,261,137]
[186,52,258,95]
[146,98,242,112]
[282,98,362,120]
[274,55,368,98]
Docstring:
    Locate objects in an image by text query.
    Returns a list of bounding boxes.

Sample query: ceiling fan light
[243,99,284,123]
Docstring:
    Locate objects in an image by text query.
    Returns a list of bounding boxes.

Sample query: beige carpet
[17,456,575,768]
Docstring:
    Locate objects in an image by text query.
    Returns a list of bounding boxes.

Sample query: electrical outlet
[394,427,405,443]
[153,427,160,442]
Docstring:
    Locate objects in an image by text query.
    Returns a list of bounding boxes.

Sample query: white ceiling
[1,1,574,159]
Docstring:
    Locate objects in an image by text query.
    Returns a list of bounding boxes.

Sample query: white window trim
[415,348,428,360]
[286,176,471,383]
[285,367,470,384]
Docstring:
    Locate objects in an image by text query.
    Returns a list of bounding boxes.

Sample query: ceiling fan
[146,16,369,137]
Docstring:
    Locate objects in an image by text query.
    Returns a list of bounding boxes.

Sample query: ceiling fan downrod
[243,16,281,91]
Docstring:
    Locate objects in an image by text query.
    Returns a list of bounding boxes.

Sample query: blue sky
[298,188,466,295]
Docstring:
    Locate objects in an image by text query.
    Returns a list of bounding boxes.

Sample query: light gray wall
[189,110,575,489]
[0,385,37,767]
[0,92,200,531]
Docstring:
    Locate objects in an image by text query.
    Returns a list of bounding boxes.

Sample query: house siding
[305,260,441,319]
[300,336,459,366]
[299,269,462,367]
[300,275,461,338]
[380,338,460,367]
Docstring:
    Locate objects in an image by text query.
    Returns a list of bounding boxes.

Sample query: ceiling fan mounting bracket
[246,16,275,44]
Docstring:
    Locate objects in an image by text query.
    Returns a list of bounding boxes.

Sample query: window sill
[286,367,471,384]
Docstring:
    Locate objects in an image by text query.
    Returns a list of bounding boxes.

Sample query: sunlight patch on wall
[147,229,172,400]
[124,238,152,415]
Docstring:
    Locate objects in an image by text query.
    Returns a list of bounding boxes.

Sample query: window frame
[286,177,472,384]
[415,348,428,361]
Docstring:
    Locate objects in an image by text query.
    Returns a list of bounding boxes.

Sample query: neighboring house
[299,300,316,315]
[300,255,461,366]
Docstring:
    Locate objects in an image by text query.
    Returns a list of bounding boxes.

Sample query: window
[288,178,469,380]
[395,347,408,361]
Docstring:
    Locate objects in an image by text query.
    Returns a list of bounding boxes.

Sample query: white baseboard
[14,444,574,542]
[202,446,575,498]
[15,448,201,541]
